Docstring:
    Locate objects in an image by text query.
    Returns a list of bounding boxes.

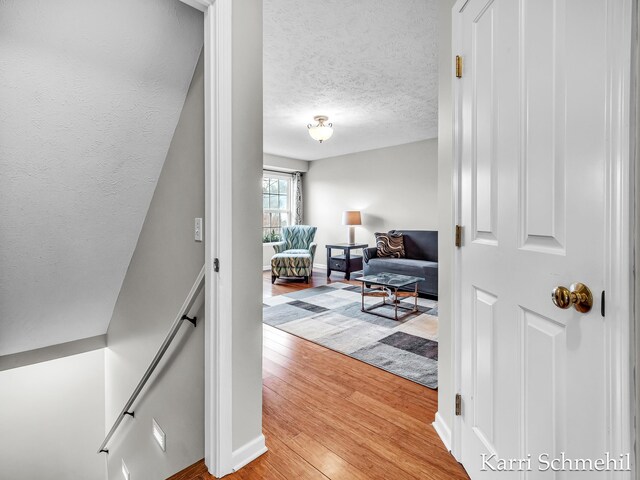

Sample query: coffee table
[355,272,425,321]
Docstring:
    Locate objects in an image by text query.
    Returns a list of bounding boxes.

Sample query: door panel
[520,0,566,253]
[472,1,498,244]
[523,308,566,477]
[472,288,497,453]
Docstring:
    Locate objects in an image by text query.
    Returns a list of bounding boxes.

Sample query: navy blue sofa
[362,230,438,297]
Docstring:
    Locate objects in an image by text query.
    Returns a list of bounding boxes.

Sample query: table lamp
[342,210,361,245]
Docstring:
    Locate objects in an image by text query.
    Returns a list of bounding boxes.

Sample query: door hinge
[455,393,462,416]
[601,290,605,317]
[455,55,463,78]
[214,258,220,273]
[455,225,463,248]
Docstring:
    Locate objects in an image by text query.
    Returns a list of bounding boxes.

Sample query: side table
[326,243,368,280]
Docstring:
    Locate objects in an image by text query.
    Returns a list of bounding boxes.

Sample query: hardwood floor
[263,267,358,298]
[170,270,468,480]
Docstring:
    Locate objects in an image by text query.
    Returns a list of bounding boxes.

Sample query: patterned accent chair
[271,225,318,284]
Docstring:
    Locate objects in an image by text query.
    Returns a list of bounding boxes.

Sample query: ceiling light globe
[308,125,334,143]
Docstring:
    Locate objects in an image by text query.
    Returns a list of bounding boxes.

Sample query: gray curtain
[293,172,303,225]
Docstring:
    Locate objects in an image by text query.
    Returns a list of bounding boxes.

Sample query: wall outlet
[194,218,203,242]
[152,418,166,452]
[121,459,130,480]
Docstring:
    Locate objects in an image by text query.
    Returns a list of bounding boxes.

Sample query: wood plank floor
[263,268,357,298]
[170,271,468,480]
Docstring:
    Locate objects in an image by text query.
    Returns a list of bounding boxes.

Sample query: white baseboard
[231,434,267,472]
[432,411,452,452]
[262,265,271,271]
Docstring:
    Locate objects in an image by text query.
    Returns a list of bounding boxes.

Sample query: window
[262,172,292,243]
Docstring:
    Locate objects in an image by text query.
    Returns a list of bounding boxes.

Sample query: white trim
[313,263,327,271]
[262,169,294,179]
[179,0,213,13]
[231,434,268,472]
[450,0,465,462]
[262,265,271,272]
[211,0,234,477]
[603,1,635,478]
[432,412,452,453]
[262,171,294,235]
[186,0,235,477]
[263,166,302,174]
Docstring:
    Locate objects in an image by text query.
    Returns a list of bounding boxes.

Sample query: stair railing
[98,265,205,454]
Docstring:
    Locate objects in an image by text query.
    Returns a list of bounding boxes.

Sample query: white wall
[230,0,264,453]
[436,0,457,437]
[0,350,106,480]
[303,139,438,268]
[105,53,205,480]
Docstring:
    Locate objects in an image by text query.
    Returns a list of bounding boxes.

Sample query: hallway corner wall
[104,51,205,480]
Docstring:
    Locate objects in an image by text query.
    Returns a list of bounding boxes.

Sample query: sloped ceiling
[263,0,439,161]
[0,0,203,355]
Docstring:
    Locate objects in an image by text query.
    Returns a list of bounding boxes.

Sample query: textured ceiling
[263,0,439,161]
[0,0,203,355]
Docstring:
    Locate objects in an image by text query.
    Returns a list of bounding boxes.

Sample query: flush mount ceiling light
[307,115,334,143]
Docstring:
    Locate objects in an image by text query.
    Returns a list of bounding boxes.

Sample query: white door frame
[178,0,234,476]
[450,0,636,473]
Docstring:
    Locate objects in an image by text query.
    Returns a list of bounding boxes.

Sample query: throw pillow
[375,232,405,258]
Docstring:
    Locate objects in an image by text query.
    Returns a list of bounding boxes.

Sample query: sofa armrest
[363,247,378,263]
[272,241,286,254]
[309,242,317,261]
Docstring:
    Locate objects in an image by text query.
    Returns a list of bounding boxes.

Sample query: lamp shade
[342,210,361,226]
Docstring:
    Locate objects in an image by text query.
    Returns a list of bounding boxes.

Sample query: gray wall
[263,153,309,173]
[231,0,264,452]
[437,0,457,435]
[0,0,203,358]
[304,139,438,267]
[104,52,205,480]
[636,3,639,475]
[0,350,106,480]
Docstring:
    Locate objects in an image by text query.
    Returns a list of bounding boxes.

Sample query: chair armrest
[272,241,286,253]
[363,247,378,263]
[309,242,317,261]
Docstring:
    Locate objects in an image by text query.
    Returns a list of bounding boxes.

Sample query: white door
[455,0,630,478]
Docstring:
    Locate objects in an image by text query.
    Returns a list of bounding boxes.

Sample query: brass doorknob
[551,283,593,313]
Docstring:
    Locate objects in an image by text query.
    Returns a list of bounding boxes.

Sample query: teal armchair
[271,225,318,284]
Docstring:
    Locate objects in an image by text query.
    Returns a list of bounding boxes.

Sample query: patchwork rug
[263,282,438,389]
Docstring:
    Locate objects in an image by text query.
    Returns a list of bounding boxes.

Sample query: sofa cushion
[271,251,313,278]
[389,230,437,261]
[375,231,405,258]
[367,257,437,278]
[271,252,312,266]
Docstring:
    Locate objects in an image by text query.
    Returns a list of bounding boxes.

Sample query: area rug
[263,282,438,389]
